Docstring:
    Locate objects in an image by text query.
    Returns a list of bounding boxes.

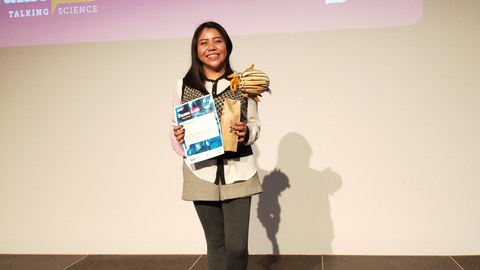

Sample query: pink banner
[0,0,423,47]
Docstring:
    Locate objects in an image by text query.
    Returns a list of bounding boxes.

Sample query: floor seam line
[449,256,465,270]
[63,255,89,270]
[188,254,202,270]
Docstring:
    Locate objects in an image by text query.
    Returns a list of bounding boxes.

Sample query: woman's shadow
[257,168,290,255]
[254,132,342,268]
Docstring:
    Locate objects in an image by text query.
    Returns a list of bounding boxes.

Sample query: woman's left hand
[233,122,248,143]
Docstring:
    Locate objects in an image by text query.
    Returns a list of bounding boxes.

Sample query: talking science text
[0,0,423,47]
[2,0,97,18]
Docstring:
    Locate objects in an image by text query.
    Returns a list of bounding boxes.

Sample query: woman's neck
[203,67,226,81]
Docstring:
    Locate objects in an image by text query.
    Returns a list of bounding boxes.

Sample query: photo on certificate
[174,94,224,164]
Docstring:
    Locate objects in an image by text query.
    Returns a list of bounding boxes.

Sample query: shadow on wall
[257,168,290,255]
[255,132,342,259]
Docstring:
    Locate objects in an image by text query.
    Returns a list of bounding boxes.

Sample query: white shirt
[171,78,260,184]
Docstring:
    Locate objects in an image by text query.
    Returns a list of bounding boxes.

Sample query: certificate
[174,94,224,164]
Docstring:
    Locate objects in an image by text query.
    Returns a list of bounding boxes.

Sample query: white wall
[1,0,479,255]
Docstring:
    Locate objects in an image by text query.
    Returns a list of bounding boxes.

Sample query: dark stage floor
[1,254,479,270]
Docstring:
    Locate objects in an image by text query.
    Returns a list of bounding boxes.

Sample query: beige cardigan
[182,161,262,201]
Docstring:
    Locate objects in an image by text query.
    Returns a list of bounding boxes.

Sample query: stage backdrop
[1,0,479,255]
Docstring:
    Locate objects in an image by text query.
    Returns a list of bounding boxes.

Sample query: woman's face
[197,27,227,77]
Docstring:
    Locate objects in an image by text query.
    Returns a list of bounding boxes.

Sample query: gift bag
[220,99,240,152]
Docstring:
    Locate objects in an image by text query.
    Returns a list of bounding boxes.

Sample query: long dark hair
[183,21,234,94]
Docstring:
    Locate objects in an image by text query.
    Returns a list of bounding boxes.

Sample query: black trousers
[194,197,252,270]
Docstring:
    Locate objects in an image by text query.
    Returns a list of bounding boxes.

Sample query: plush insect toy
[228,64,270,102]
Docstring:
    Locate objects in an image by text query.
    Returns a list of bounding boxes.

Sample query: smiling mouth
[207,54,219,59]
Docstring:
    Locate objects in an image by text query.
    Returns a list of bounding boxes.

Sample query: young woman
[171,21,262,270]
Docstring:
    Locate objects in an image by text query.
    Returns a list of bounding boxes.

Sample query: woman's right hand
[173,125,185,144]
